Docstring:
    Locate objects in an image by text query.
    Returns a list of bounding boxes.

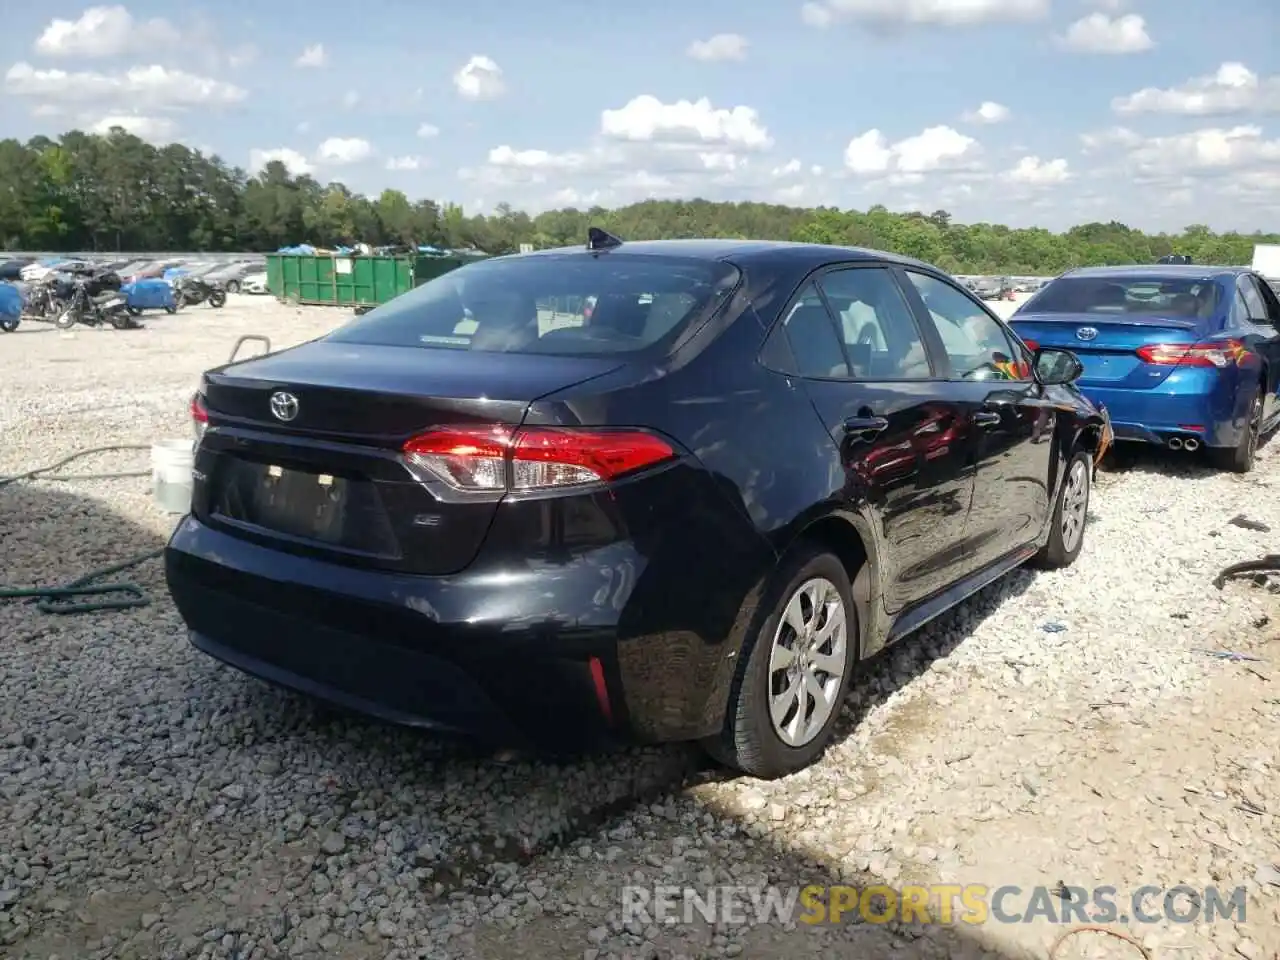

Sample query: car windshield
[326,253,742,356]
[1027,276,1221,319]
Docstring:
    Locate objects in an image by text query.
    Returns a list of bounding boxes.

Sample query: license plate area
[211,457,399,556]
[1077,350,1138,381]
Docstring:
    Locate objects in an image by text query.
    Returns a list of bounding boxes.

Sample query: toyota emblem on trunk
[270,391,299,421]
[1076,326,1098,341]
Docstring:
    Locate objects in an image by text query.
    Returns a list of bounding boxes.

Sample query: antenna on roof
[586,227,623,253]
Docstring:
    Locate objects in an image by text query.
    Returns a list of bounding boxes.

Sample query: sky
[0,0,1277,233]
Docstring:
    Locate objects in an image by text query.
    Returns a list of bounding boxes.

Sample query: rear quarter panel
[531,270,889,733]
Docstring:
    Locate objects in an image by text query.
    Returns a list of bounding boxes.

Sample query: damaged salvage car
[165,231,1110,778]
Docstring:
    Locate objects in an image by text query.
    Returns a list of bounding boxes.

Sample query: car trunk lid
[1009,311,1206,388]
[195,339,624,574]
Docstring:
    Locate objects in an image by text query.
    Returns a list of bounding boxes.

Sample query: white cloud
[1058,13,1153,53]
[546,187,603,208]
[1005,156,1070,184]
[4,62,247,110]
[962,101,1010,124]
[316,137,373,165]
[385,155,422,171]
[227,44,258,69]
[686,33,749,62]
[341,90,359,109]
[801,0,1049,28]
[1086,0,1125,9]
[486,145,587,173]
[1078,125,1142,152]
[89,114,177,142]
[417,122,440,139]
[844,125,978,174]
[295,44,326,68]
[34,5,180,58]
[250,148,313,176]
[1124,126,1280,174]
[772,158,803,177]
[453,55,505,100]
[601,95,772,149]
[1112,63,1280,116]
[699,151,744,172]
[616,171,674,192]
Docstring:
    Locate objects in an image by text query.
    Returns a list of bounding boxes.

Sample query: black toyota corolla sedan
[166,231,1108,778]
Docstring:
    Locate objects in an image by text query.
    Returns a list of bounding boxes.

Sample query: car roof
[515,237,937,272]
[1060,264,1248,282]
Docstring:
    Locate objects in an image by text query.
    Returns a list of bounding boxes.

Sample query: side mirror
[1033,347,1083,385]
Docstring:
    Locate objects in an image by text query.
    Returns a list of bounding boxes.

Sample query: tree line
[1,128,1276,275]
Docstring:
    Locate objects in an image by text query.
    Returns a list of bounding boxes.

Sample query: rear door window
[772,283,850,379]
[327,254,741,357]
[1240,276,1272,322]
[818,267,934,380]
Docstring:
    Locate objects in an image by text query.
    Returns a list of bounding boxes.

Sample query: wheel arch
[780,511,880,661]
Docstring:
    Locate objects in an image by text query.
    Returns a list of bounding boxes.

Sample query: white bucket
[151,439,195,514]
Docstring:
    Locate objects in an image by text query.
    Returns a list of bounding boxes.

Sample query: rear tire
[209,289,227,308]
[1031,448,1091,570]
[54,308,77,330]
[703,546,857,779]
[0,315,18,332]
[225,280,240,294]
[1210,387,1262,474]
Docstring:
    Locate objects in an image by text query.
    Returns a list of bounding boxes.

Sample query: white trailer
[1252,243,1280,280]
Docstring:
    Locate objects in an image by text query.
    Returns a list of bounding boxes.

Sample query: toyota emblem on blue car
[1076,327,1098,341]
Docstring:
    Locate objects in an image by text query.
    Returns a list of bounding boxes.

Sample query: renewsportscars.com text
[621,884,1247,926]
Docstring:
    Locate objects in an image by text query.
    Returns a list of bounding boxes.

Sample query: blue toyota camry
[1009,264,1280,472]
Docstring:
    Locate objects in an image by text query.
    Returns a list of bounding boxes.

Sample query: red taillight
[1022,339,1039,352]
[402,426,675,492]
[191,391,208,441]
[1135,340,1247,368]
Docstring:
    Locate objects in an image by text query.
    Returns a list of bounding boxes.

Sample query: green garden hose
[0,445,164,614]
[0,444,151,490]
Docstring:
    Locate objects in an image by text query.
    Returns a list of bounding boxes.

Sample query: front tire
[1031,449,1091,570]
[209,289,227,308]
[54,308,77,330]
[1210,387,1262,474]
[704,546,857,779]
[0,314,18,332]
[225,280,240,294]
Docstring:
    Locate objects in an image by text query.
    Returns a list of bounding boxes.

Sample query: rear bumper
[1079,369,1243,448]
[164,510,760,748]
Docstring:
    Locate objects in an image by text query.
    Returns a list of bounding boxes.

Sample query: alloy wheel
[1060,458,1089,553]
[1248,394,1263,460]
[767,577,848,748]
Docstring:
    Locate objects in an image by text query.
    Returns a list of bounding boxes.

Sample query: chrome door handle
[972,410,1002,428]
[843,415,889,435]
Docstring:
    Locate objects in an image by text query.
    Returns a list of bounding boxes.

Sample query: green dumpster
[266,253,486,307]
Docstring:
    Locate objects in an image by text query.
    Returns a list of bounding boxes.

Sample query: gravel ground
[1,294,1278,960]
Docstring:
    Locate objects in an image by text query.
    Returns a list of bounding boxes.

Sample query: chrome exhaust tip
[1168,436,1184,450]
[1184,437,1200,451]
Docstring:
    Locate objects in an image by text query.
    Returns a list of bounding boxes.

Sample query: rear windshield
[326,253,741,356]
[1028,276,1221,319]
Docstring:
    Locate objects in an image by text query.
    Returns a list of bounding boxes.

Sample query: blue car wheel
[1210,386,1263,474]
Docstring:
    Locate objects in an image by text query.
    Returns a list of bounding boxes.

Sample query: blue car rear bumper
[1078,367,1248,449]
